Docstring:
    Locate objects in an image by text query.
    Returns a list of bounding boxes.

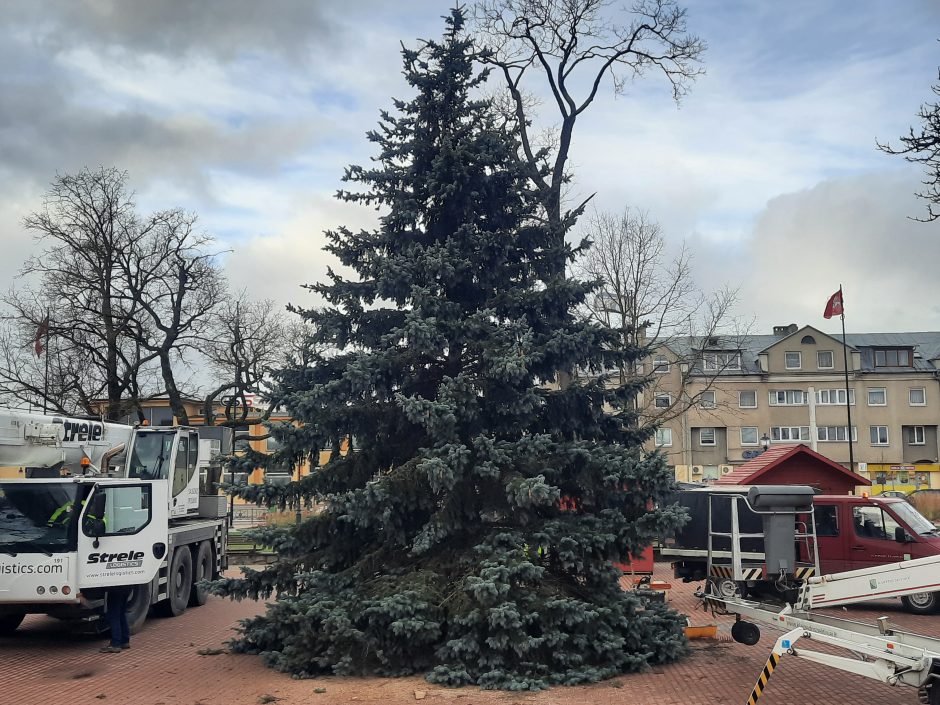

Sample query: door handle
[851,546,866,550]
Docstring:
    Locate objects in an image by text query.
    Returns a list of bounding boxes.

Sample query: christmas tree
[213,8,688,690]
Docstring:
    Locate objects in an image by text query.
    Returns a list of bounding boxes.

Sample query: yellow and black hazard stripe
[711,565,763,580]
[746,652,780,705]
[793,566,816,580]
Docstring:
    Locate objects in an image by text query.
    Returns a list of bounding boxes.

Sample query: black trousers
[105,586,132,647]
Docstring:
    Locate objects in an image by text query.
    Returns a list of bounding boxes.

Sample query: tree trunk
[159,350,189,424]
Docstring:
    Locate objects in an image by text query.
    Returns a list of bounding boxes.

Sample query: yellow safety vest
[47,500,105,528]
[47,500,76,527]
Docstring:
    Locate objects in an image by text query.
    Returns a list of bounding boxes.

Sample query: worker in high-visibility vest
[47,500,78,527]
[47,499,106,528]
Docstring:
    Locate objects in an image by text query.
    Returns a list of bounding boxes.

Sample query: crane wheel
[155,547,193,617]
[0,612,25,636]
[189,541,213,607]
[127,582,152,634]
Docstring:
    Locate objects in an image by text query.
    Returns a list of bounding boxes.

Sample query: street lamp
[760,433,770,452]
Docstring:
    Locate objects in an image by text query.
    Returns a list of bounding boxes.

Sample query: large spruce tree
[214,9,687,690]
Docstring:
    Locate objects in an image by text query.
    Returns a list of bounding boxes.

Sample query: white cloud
[222,193,379,313]
[1,0,939,344]
[738,170,940,333]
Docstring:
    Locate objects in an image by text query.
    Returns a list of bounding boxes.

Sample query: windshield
[128,431,176,480]
[0,481,87,554]
[889,501,937,536]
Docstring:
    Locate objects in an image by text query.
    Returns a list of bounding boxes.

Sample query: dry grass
[909,491,940,522]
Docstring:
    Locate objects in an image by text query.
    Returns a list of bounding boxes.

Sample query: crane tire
[189,541,213,607]
[156,547,193,617]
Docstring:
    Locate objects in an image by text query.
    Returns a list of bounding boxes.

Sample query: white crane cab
[122,427,203,518]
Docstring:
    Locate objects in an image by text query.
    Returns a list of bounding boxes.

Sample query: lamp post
[760,433,770,453]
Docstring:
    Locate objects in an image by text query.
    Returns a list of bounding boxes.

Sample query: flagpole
[42,308,51,414]
[839,285,855,474]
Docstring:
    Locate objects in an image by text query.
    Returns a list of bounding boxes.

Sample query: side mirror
[83,516,106,541]
[895,526,911,543]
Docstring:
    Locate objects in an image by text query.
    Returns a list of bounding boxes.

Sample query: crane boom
[0,408,132,471]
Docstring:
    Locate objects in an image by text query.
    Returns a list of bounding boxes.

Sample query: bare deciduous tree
[475,0,705,252]
[574,207,748,425]
[878,70,940,221]
[202,293,286,426]
[1,168,160,419]
[117,209,225,424]
[0,167,257,425]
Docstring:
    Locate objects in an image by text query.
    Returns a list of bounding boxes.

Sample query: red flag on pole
[34,316,49,356]
[823,289,844,319]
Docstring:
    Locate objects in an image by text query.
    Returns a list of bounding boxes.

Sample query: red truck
[664,486,940,614]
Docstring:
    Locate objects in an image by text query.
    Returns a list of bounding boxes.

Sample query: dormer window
[702,351,741,371]
[873,347,912,367]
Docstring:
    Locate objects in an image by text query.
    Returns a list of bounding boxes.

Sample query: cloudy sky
[1,0,938,336]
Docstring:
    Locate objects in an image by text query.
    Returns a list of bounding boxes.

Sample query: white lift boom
[698,486,940,705]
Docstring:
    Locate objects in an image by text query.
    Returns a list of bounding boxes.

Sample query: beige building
[643,324,940,493]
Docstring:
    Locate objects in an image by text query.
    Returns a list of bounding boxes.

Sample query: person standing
[100,585,132,653]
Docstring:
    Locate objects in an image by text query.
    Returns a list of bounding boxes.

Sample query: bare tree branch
[475,0,705,250]
[573,206,752,428]
[878,69,940,221]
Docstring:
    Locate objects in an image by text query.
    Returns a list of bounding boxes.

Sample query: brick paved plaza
[1,563,937,705]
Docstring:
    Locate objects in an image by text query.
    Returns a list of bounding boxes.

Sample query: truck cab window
[0,481,90,553]
[852,506,900,540]
[81,485,152,537]
[814,505,839,537]
[171,433,198,498]
[128,431,176,481]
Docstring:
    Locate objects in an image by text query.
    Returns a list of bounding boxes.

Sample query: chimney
[772,324,798,337]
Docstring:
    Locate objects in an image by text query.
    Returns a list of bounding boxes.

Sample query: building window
[770,426,809,442]
[740,427,759,446]
[817,350,834,369]
[908,426,926,445]
[699,390,717,409]
[910,387,926,406]
[873,348,912,367]
[869,425,889,446]
[867,388,886,406]
[699,428,716,445]
[769,390,806,406]
[652,355,670,373]
[654,393,671,409]
[654,428,673,447]
[739,390,757,408]
[815,388,855,405]
[702,351,741,371]
[784,351,801,369]
[817,426,857,442]
[801,335,816,345]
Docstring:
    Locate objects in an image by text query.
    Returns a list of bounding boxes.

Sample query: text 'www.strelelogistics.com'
[0,563,63,575]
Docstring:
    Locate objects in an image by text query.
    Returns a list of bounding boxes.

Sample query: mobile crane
[695,485,940,704]
[0,408,230,635]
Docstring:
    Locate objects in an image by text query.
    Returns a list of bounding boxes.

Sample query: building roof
[715,443,871,487]
[654,326,940,376]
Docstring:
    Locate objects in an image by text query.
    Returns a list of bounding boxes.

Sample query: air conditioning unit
[720,465,733,475]
[691,466,703,475]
